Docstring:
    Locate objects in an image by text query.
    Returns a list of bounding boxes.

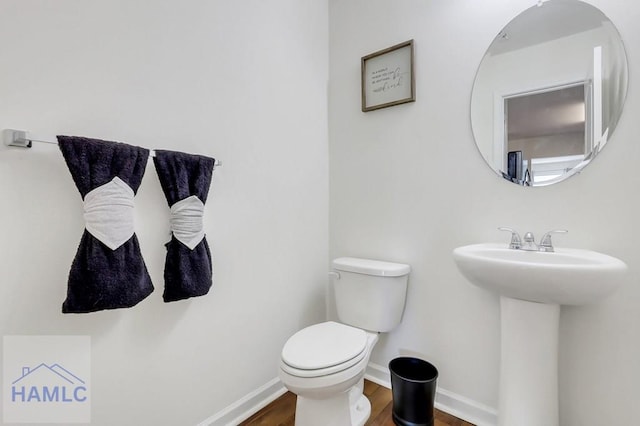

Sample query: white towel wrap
[170,195,205,250]
[83,177,135,250]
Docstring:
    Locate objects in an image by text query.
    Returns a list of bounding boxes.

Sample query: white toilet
[279,257,411,426]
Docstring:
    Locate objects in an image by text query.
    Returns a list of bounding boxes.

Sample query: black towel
[58,136,154,313]
[153,150,215,302]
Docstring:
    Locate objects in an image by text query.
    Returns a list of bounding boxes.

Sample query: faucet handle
[539,229,568,252]
[498,227,522,249]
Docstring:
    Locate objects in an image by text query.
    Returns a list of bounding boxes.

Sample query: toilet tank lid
[332,257,411,277]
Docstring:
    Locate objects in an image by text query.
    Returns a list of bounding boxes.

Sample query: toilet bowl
[279,321,379,426]
[278,257,411,426]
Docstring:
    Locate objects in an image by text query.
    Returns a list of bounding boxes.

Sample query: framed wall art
[361,40,415,112]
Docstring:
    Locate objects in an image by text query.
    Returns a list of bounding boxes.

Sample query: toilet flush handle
[328,271,341,280]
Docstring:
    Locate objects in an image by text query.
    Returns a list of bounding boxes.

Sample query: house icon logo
[11,363,88,403]
[3,335,91,423]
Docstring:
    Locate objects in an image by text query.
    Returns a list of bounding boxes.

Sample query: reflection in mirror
[470,0,628,186]
[506,83,587,184]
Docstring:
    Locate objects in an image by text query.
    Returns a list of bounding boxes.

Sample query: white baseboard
[198,363,498,426]
[196,377,287,426]
[365,362,498,426]
[363,361,393,388]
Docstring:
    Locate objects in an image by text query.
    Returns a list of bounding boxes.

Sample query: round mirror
[470,0,628,186]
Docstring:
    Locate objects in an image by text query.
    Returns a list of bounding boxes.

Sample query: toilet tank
[332,257,411,333]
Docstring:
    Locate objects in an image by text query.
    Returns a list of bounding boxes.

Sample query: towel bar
[2,129,222,167]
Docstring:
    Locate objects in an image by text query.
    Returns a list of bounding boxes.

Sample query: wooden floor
[240,379,475,426]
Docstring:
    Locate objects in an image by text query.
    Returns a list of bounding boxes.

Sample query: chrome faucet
[521,232,538,251]
[499,228,567,252]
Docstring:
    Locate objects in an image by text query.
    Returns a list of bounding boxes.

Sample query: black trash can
[389,357,438,426]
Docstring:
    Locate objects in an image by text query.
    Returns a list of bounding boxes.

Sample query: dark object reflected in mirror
[506,151,523,184]
[471,0,628,187]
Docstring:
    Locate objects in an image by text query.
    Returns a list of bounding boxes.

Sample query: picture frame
[361,40,415,112]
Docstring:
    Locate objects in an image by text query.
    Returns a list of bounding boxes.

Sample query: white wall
[0,1,328,425]
[329,0,640,425]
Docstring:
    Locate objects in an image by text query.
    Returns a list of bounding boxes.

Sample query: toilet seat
[281,321,367,378]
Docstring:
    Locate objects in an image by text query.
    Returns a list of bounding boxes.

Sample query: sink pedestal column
[499,296,560,426]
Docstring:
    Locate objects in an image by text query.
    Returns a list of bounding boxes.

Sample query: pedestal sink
[452,243,627,426]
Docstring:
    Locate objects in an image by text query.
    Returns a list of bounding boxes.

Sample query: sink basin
[453,243,627,305]
[453,242,627,425]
